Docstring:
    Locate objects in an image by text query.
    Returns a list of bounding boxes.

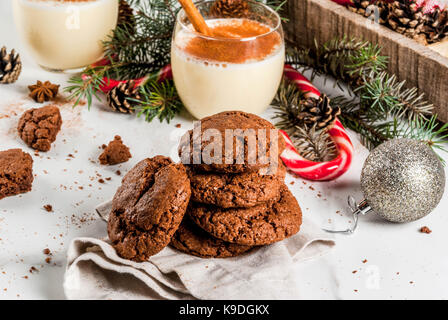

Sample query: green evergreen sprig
[131,79,184,123]
[286,37,448,155]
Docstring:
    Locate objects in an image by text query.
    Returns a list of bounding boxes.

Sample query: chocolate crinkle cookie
[99,135,132,165]
[187,160,286,208]
[17,105,62,152]
[188,185,302,246]
[178,111,285,174]
[170,218,253,258]
[0,149,33,200]
[108,156,191,262]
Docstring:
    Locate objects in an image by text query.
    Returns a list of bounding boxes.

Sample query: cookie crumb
[116,170,121,176]
[175,124,181,128]
[98,136,132,165]
[98,178,105,184]
[420,226,432,234]
[43,248,51,255]
[45,257,52,264]
[43,204,53,212]
[362,259,368,264]
[352,270,357,274]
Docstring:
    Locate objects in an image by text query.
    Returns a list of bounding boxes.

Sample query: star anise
[28,80,60,103]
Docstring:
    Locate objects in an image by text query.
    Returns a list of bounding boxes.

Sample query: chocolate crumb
[98,178,105,184]
[43,248,51,255]
[43,204,53,212]
[420,226,432,234]
[362,259,368,264]
[99,136,132,165]
[175,124,181,128]
[116,170,121,176]
[45,257,52,264]
[105,177,111,181]
[352,270,357,274]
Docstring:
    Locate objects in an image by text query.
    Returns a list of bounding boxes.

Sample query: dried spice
[28,81,60,103]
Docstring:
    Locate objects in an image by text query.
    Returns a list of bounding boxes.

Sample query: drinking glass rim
[176,0,282,42]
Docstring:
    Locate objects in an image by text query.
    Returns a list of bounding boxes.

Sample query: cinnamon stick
[178,0,212,36]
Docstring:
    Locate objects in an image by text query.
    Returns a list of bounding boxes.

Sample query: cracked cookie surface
[188,184,302,245]
[17,105,62,152]
[108,156,191,262]
[188,161,286,208]
[170,218,253,258]
[0,149,33,200]
[178,111,285,173]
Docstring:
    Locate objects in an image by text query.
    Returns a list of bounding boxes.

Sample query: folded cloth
[63,201,335,300]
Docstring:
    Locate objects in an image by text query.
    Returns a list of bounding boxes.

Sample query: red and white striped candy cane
[280,65,354,181]
[83,59,174,94]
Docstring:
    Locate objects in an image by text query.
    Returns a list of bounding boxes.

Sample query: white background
[1,0,448,299]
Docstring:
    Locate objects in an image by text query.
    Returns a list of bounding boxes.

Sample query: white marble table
[1,0,447,300]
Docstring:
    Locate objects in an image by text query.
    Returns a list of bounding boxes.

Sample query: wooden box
[283,0,448,122]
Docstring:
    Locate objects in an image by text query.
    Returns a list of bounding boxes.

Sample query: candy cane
[280,65,354,181]
[82,58,174,94]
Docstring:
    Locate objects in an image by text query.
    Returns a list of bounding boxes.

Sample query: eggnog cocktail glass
[171,1,285,119]
[13,0,118,72]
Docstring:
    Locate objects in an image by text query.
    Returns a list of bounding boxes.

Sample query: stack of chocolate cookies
[172,111,302,258]
[108,111,302,261]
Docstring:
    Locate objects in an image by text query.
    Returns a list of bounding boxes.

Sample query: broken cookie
[17,105,62,152]
[99,135,132,165]
[0,149,33,200]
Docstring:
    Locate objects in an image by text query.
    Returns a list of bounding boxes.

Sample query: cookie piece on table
[188,184,302,246]
[99,135,132,165]
[170,218,253,258]
[108,156,191,262]
[0,149,33,200]
[188,161,286,208]
[17,105,62,152]
[178,111,285,174]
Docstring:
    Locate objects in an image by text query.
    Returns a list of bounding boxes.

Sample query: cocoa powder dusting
[183,19,281,63]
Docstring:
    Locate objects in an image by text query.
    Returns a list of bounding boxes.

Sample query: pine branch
[132,80,183,123]
[286,36,447,156]
[292,125,338,162]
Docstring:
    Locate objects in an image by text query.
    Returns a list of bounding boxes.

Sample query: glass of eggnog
[171,0,285,119]
[13,0,118,72]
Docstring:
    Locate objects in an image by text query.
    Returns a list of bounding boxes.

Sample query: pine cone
[0,46,22,84]
[118,0,136,33]
[106,81,141,114]
[210,0,250,18]
[297,94,341,129]
[385,1,427,43]
[423,6,448,44]
[348,0,375,17]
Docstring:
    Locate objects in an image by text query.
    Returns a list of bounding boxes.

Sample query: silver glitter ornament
[325,138,445,234]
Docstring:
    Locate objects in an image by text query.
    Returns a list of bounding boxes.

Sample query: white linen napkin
[63,201,335,300]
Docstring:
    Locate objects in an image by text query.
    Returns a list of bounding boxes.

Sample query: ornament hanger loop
[323,196,371,234]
